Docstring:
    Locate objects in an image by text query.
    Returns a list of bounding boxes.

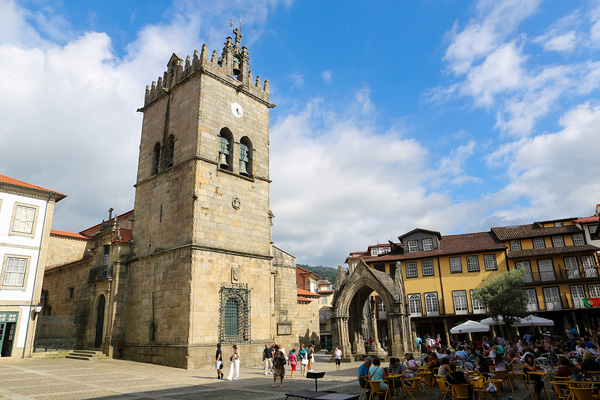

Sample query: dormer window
[422,238,433,251]
[407,240,418,253]
[371,249,378,256]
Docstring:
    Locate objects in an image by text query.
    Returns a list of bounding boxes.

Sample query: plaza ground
[0,351,525,400]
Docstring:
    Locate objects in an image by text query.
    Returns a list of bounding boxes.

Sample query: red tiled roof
[297,288,320,297]
[297,297,313,302]
[362,231,505,262]
[115,228,132,243]
[491,224,581,240]
[0,174,66,201]
[318,290,334,294]
[296,266,321,279]
[575,216,600,223]
[50,229,91,240]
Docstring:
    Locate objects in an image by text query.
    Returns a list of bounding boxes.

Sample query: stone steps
[66,350,108,360]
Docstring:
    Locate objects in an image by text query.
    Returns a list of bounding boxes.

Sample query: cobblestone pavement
[0,352,529,400]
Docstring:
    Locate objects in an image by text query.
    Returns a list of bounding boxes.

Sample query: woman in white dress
[227,344,241,381]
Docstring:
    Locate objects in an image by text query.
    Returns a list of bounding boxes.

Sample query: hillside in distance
[298,264,339,285]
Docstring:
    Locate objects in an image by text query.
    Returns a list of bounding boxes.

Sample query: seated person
[555,356,572,377]
[358,356,373,389]
[406,354,420,372]
[438,357,451,377]
[446,362,473,398]
[581,351,600,373]
[455,347,468,360]
[368,358,388,391]
[523,354,543,398]
[388,357,405,389]
[475,354,489,377]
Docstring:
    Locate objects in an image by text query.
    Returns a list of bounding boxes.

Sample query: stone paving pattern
[0,352,527,400]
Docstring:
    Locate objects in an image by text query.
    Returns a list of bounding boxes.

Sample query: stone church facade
[41,30,299,369]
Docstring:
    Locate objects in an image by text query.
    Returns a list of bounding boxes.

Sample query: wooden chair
[571,387,599,400]
[435,378,452,400]
[494,370,514,392]
[451,383,471,400]
[368,380,389,400]
[403,377,423,400]
[551,380,570,400]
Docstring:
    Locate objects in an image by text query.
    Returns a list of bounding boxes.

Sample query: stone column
[443,319,450,347]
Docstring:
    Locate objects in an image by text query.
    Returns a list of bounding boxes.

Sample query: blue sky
[2,0,600,267]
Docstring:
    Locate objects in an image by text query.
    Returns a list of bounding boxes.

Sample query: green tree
[472,269,527,334]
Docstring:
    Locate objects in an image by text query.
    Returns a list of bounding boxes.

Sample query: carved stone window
[219,283,250,344]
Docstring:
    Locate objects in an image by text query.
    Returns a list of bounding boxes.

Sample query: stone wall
[45,235,90,269]
[297,300,321,348]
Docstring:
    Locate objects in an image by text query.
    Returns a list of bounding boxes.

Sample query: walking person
[307,344,314,372]
[272,345,286,388]
[215,343,223,379]
[227,344,240,381]
[298,344,308,376]
[263,344,273,375]
[289,349,297,378]
[334,347,343,371]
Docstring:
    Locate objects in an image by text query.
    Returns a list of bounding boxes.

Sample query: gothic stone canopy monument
[41,30,299,369]
[331,260,411,361]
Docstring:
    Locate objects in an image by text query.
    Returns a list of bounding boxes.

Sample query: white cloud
[435,140,481,186]
[321,69,332,84]
[541,31,577,52]
[288,71,304,88]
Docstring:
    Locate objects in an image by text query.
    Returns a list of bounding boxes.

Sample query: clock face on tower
[231,102,243,118]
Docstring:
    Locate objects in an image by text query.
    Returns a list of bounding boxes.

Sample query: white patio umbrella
[450,320,491,334]
[512,314,554,327]
[480,316,505,325]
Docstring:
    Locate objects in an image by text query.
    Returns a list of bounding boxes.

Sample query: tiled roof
[575,216,600,223]
[491,224,582,240]
[296,266,321,279]
[0,174,66,201]
[297,297,313,302]
[115,228,132,243]
[362,231,505,262]
[297,288,320,297]
[398,228,442,240]
[507,244,600,259]
[318,290,334,294]
[50,229,91,240]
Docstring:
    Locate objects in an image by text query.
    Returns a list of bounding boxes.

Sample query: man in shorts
[334,347,342,370]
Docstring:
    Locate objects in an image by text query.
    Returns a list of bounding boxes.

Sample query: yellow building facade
[349,218,600,345]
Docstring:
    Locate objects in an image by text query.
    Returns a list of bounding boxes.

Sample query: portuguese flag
[583,298,600,307]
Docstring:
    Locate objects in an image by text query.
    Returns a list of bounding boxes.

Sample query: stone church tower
[125,30,298,369]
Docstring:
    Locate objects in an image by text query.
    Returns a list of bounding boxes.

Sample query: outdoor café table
[529,370,555,399]
[285,390,331,399]
[385,374,404,399]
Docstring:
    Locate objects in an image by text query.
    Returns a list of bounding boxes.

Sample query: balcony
[521,267,598,285]
[89,264,112,283]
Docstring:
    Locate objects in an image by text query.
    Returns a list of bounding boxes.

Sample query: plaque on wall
[232,268,240,282]
[279,310,288,322]
[277,322,292,335]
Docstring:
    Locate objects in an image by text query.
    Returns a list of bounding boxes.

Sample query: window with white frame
[573,233,585,246]
[103,245,110,267]
[555,222,563,227]
[407,241,418,253]
[377,302,386,313]
[533,237,545,249]
[589,284,600,298]
[408,294,422,317]
[523,288,538,312]
[538,259,556,281]
[405,262,418,278]
[422,238,433,251]
[425,292,439,316]
[510,240,522,251]
[570,285,585,308]
[371,249,378,256]
[450,257,462,273]
[422,260,434,276]
[453,290,468,314]
[552,236,565,247]
[466,255,480,272]
[590,225,598,235]
[484,254,498,270]
[470,289,486,314]
[582,255,598,277]
[543,287,562,310]
[516,260,533,283]
[11,204,36,235]
[2,257,28,287]
[564,257,580,279]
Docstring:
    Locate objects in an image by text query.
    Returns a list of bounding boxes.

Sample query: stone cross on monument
[233,28,242,48]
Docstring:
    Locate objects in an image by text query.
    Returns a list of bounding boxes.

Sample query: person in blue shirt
[358,356,373,389]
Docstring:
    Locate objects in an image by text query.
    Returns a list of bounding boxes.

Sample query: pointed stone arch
[331,260,411,360]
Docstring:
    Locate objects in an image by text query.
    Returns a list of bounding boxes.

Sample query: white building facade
[0,175,64,358]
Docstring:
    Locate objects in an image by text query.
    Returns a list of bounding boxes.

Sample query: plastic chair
[571,387,599,400]
[435,378,452,400]
[452,384,471,400]
[368,380,389,400]
[551,380,570,400]
[494,370,514,392]
[471,376,492,400]
[417,370,432,394]
[358,377,368,400]
[487,379,502,400]
[403,377,423,400]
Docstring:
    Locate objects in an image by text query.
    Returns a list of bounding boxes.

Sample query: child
[289,349,297,378]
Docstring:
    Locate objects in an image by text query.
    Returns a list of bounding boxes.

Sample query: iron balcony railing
[88,264,112,283]
[521,267,598,284]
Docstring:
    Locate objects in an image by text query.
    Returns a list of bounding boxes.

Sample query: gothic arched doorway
[331,260,411,361]
[94,295,105,348]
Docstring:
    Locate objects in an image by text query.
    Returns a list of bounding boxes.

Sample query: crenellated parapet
[143,29,272,107]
